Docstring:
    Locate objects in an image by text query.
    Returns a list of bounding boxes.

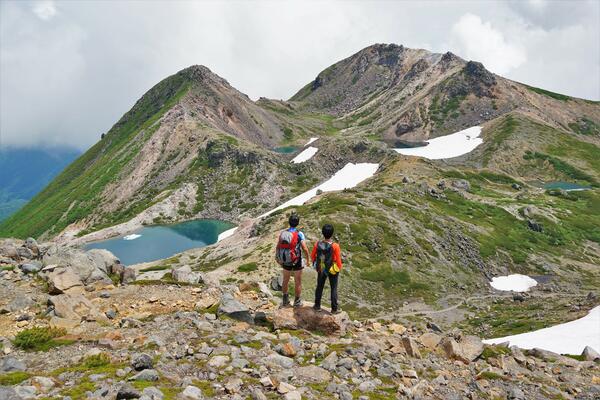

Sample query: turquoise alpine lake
[84,219,234,265]
[273,146,298,154]
[543,181,591,191]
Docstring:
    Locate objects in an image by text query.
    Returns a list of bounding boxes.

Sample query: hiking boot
[280,294,291,308]
[331,308,342,315]
[312,304,322,312]
[293,297,302,308]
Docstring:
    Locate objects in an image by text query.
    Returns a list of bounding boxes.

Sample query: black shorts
[282,262,303,271]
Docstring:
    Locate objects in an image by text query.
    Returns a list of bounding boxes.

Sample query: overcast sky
[1,0,599,150]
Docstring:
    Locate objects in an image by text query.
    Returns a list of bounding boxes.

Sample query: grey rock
[0,356,26,372]
[451,179,471,191]
[250,388,267,400]
[171,265,203,284]
[117,383,141,399]
[508,387,526,400]
[14,386,36,399]
[270,275,283,291]
[4,295,35,312]
[527,219,543,233]
[264,353,295,369]
[321,351,338,371]
[106,309,117,319]
[582,345,600,361]
[0,387,21,400]
[131,369,159,381]
[121,267,137,284]
[142,387,164,400]
[131,353,154,371]
[217,293,253,324]
[180,385,204,400]
[19,261,42,274]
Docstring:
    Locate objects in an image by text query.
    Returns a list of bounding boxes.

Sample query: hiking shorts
[282,261,303,271]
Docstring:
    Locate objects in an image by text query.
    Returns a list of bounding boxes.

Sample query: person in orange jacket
[311,224,342,314]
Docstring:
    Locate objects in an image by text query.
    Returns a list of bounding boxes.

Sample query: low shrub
[13,327,70,351]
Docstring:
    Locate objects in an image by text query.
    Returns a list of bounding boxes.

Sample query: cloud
[0,1,598,150]
[450,13,527,75]
[32,0,57,20]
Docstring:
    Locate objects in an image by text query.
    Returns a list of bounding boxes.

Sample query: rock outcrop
[272,306,350,335]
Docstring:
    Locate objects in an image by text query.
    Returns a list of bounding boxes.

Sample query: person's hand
[328,265,340,275]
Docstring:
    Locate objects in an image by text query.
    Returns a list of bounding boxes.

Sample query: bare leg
[293,269,302,299]
[282,269,291,294]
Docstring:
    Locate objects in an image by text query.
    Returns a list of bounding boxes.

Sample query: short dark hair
[288,213,300,227]
[322,224,334,239]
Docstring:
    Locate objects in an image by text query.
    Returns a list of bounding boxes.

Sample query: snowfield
[217,227,238,242]
[394,126,482,159]
[304,137,318,146]
[123,234,142,241]
[291,146,318,163]
[259,162,379,218]
[483,306,600,355]
[489,274,538,292]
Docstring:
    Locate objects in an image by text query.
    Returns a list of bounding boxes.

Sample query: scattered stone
[581,346,600,361]
[402,337,422,358]
[208,355,230,368]
[225,377,243,394]
[0,356,26,372]
[117,383,141,399]
[217,293,253,324]
[19,261,42,274]
[440,335,484,363]
[130,369,159,381]
[131,353,154,371]
[418,332,441,350]
[180,385,204,400]
[171,265,203,284]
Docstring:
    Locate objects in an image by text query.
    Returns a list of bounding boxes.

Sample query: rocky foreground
[1,238,599,400]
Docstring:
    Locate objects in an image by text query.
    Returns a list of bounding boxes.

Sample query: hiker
[275,213,310,307]
[311,223,342,314]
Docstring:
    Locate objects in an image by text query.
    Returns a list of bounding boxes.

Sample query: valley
[1,43,599,399]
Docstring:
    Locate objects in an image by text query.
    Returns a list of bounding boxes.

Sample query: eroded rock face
[49,293,107,323]
[43,248,115,285]
[45,267,84,295]
[272,306,349,336]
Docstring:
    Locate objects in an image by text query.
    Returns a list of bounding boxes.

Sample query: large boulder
[19,261,43,274]
[218,293,253,324]
[45,266,84,294]
[272,306,349,336]
[582,346,600,362]
[440,335,484,363]
[43,247,115,284]
[171,265,203,284]
[49,293,107,323]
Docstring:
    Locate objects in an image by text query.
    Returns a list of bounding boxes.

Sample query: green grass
[525,84,571,101]
[569,117,600,136]
[0,371,31,385]
[483,115,518,164]
[0,71,192,239]
[139,264,171,273]
[237,262,258,272]
[13,326,72,351]
[523,151,596,185]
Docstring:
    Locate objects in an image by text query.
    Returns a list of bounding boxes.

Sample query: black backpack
[316,240,333,269]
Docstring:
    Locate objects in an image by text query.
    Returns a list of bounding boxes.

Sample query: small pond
[84,219,234,265]
[543,181,591,191]
[273,146,299,154]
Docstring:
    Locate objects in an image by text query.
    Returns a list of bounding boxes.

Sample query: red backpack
[276,229,301,267]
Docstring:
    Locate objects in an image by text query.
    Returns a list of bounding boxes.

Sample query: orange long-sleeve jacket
[311,241,343,270]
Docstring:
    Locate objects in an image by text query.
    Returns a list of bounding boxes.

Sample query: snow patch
[483,306,600,355]
[217,227,238,242]
[291,146,318,163]
[489,274,538,292]
[394,126,482,160]
[123,234,142,241]
[259,162,379,218]
[304,137,318,146]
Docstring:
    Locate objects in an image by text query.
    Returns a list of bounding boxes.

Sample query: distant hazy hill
[0,148,79,221]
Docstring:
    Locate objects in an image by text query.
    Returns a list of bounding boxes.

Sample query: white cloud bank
[1,1,598,149]
[450,13,526,75]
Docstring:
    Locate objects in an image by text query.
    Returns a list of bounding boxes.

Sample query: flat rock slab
[272,306,349,335]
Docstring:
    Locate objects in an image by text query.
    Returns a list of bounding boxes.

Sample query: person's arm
[301,240,310,263]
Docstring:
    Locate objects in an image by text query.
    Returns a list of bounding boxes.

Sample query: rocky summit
[0,43,599,398]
